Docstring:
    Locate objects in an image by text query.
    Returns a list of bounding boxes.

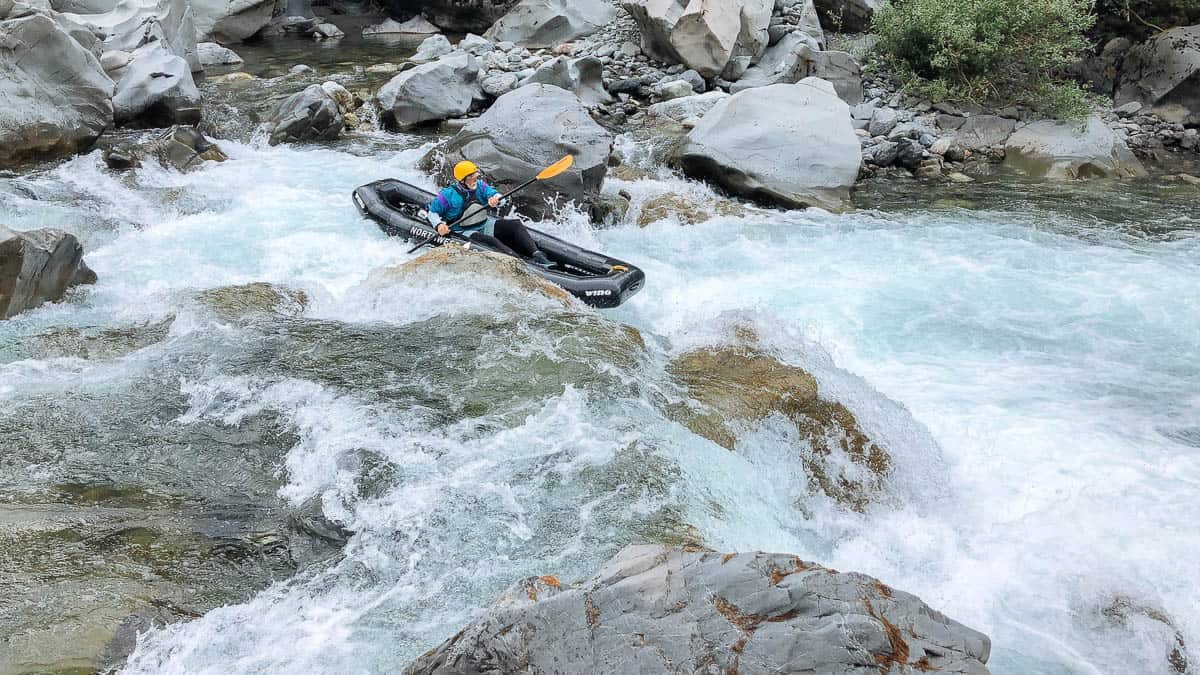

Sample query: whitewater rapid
[2,136,1197,674]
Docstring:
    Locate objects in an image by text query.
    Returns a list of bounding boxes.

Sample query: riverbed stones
[404,545,993,675]
[1,225,98,319]
[376,52,482,129]
[0,11,115,168]
[485,0,615,48]
[1005,115,1148,180]
[392,246,571,304]
[424,83,614,219]
[1115,24,1200,125]
[267,83,343,144]
[679,77,860,211]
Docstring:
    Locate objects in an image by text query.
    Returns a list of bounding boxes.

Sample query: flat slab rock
[405,545,992,675]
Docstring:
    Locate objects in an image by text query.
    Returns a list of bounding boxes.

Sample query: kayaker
[426,161,552,265]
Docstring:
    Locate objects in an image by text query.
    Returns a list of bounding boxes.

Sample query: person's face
[463,173,479,189]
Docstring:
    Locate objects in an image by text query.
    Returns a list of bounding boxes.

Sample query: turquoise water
[1,131,1197,674]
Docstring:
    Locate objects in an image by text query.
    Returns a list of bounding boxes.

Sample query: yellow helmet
[453,160,478,182]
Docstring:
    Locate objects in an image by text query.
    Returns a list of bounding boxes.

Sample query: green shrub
[872,0,1097,118]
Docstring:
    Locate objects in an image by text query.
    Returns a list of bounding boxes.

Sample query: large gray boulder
[484,0,614,48]
[647,90,729,124]
[622,0,772,79]
[267,83,343,145]
[1115,25,1200,125]
[404,545,992,675]
[376,52,482,129]
[384,0,518,34]
[0,10,115,168]
[1004,115,1147,180]
[730,30,817,91]
[423,83,614,218]
[62,0,199,71]
[1,225,98,319]
[812,0,879,32]
[409,32,453,62]
[949,114,1017,152]
[196,40,242,66]
[679,77,861,211]
[110,42,201,126]
[190,0,273,42]
[517,55,612,105]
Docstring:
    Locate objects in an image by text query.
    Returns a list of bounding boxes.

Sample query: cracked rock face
[403,545,991,675]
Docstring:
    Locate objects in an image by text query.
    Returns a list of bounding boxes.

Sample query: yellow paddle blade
[535,155,574,180]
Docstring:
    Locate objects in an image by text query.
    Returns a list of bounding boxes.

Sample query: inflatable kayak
[352,179,645,309]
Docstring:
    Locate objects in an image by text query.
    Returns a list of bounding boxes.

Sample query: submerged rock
[678,78,861,211]
[1,225,98,319]
[485,0,615,49]
[389,246,571,305]
[404,545,992,675]
[103,126,229,171]
[423,84,614,219]
[1004,115,1147,180]
[0,11,115,168]
[197,281,309,322]
[1102,596,1190,675]
[668,344,890,510]
[635,191,744,227]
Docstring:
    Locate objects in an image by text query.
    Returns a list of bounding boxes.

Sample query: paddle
[407,155,575,254]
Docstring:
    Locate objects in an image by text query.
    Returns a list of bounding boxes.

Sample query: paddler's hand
[437,223,450,236]
[487,195,500,208]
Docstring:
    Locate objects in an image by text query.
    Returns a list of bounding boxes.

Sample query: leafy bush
[872,0,1097,118]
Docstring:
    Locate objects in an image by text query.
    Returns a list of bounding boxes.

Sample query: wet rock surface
[0,225,97,319]
[667,343,890,511]
[404,544,992,675]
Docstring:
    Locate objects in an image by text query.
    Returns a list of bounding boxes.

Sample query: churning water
[1,128,1197,674]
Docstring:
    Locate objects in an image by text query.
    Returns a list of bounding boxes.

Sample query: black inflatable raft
[353,179,645,309]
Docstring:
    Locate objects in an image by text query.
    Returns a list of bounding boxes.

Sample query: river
[1,46,1198,675]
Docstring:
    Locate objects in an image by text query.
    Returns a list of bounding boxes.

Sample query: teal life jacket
[428,180,499,234]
